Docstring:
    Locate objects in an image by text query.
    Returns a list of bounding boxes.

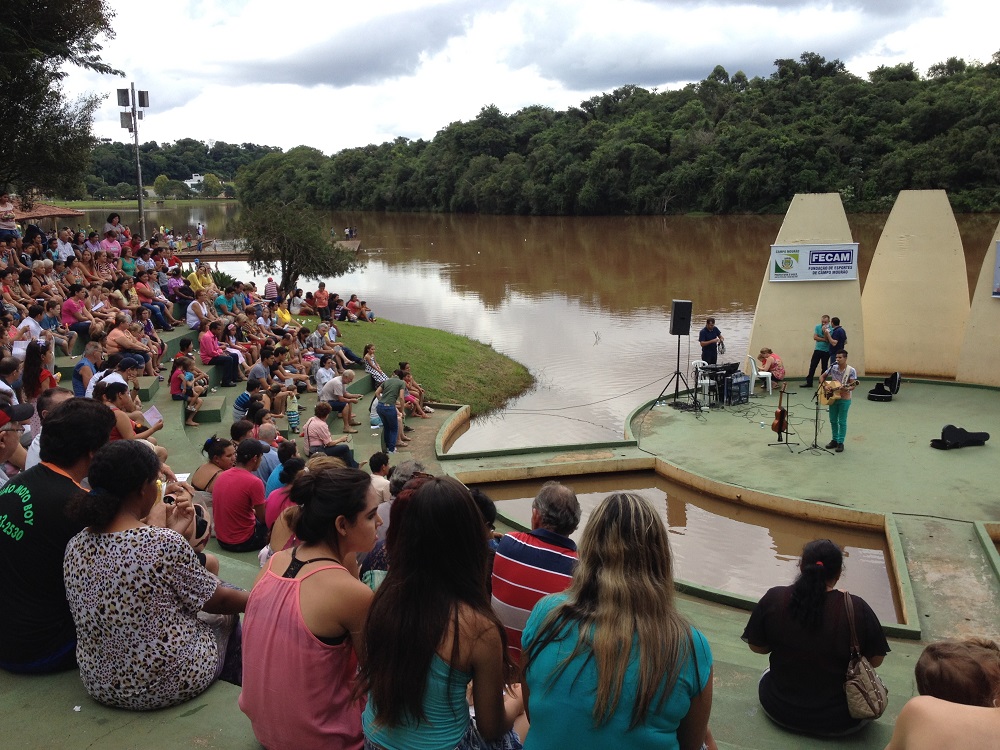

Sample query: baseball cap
[0,401,34,428]
[118,356,143,370]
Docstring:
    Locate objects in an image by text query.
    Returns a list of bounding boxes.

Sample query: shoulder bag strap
[843,591,861,655]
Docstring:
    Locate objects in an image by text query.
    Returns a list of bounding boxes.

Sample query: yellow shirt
[276,307,292,327]
[187,272,204,292]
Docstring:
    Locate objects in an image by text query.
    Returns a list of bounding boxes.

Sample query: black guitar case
[930,424,991,450]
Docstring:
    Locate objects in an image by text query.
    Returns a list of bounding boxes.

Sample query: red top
[313,289,329,309]
[211,467,265,545]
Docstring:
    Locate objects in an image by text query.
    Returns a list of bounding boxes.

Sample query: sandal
[343,428,359,434]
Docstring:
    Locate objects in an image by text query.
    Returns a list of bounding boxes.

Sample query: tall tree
[0,0,120,197]
[233,201,363,292]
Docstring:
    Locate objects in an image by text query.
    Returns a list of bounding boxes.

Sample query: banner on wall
[993,241,1000,298]
[769,243,859,282]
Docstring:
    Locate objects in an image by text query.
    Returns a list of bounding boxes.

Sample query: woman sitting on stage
[758,348,786,382]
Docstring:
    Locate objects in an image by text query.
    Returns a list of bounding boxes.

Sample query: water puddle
[477,471,902,624]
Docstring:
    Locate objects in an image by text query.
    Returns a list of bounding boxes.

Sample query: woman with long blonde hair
[521,492,714,750]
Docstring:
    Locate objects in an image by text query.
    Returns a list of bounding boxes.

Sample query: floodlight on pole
[117,84,150,240]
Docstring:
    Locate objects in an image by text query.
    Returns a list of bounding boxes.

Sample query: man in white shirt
[16,305,44,340]
[23,387,73,470]
[318,370,362,433]
[55,230,76,262]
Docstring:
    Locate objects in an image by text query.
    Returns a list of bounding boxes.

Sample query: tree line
[235,51,1000,215]
[84,139,280,200]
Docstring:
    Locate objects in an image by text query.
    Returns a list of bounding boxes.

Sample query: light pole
[117,84,150,240]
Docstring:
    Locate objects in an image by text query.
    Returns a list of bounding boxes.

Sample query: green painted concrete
[2,360,996,748]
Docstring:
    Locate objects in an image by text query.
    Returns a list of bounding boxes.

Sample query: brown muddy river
[79,207,997,452]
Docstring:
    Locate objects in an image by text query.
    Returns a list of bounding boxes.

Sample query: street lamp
[117,84,150,240]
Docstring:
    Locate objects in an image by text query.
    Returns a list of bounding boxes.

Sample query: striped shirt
[491,529,578,661]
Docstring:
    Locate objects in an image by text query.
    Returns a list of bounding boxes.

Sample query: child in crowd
[170,356,204,427]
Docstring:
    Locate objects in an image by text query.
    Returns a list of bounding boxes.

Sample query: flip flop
[343,428,358,434]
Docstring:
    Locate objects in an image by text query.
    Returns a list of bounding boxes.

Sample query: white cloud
[60,0,1000,154]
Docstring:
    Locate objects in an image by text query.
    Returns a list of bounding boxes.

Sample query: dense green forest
[96,51,1000,214]
[83,139,280,199]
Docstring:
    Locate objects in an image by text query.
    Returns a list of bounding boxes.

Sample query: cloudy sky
[63,0,999,156]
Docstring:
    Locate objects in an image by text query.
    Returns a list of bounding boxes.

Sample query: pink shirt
[62,296,85,325]
[301,416,332,449]
[210,467,265,545]
[239,558,364,750]
[198,331,224,364]
[100,238,122,258]
[264,486,295,530]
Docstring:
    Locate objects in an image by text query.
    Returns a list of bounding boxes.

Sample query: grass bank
[302,316,533,416]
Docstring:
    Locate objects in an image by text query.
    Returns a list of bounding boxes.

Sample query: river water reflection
[476,471,902,624]
[79,208,997,452]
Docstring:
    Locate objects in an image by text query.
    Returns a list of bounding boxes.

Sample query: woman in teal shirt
[521,492,715,750]
[360,476,524,749]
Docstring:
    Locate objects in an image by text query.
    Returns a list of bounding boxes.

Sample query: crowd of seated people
[0,354,994,749]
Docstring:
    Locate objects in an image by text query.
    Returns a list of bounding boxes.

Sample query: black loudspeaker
[670,300,693,336]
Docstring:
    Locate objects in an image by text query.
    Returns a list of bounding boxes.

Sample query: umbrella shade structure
[12,201,85,222]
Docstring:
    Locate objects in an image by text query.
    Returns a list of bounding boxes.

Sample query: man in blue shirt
[698,317,724,365]
[825,316,847,357]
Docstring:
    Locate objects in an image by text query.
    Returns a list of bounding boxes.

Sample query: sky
[62,0,1000,157]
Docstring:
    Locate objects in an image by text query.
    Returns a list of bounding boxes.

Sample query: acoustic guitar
[771,382,788,441]
[818,378,858,406]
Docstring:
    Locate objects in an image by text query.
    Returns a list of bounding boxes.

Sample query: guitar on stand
[768,382,797,451]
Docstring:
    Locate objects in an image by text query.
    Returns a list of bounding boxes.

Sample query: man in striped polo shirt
[491,481,582,662]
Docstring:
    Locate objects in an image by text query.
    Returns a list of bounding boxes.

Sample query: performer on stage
[698,317,724,365]
[821,350,857,454]
[801,314,831,388]
[824,316,847,357]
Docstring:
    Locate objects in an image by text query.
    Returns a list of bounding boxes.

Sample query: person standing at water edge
[821,350,857,453]
[698,318,724,365]
[801,314,831,388]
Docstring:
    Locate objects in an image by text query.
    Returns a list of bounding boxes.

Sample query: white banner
[769,243,859,282]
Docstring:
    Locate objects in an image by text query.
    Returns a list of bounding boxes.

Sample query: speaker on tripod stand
[654,300,694,408]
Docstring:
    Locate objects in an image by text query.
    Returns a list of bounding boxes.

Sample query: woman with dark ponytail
[62,441,248,710]
[240,466,380,750]
[742,539,890,736]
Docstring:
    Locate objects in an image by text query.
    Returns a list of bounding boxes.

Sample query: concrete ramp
[862,190,969,377]
[956,218,1000,386]
[747,193,865,376]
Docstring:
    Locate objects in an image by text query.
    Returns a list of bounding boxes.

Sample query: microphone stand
[799,384,833,455]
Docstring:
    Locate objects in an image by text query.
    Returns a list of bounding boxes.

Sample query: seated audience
[240,466,378,750]
[319,370,362,433]
[522,492,714,749]
[742,539,890,736]
[0,398,115,673]
[264,440,299,496]
[915,637,1000,706]
[360,476,524,749]
[300,402,360,467]
[63,440,248,710]
[211,438,269,552]
[190,436,236,493]
[491,480,581,661]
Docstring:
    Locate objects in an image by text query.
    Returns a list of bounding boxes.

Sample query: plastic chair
[746,355,772,395]
[691,360,713,403]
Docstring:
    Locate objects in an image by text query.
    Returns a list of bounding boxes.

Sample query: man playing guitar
[820,350,858,453]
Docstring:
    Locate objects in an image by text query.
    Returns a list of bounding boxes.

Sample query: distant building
[183,174,204,190]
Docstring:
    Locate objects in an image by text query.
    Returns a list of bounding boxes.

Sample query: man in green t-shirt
[801,314,831,389]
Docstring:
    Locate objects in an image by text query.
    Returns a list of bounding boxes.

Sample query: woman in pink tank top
[239,467,381,750]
